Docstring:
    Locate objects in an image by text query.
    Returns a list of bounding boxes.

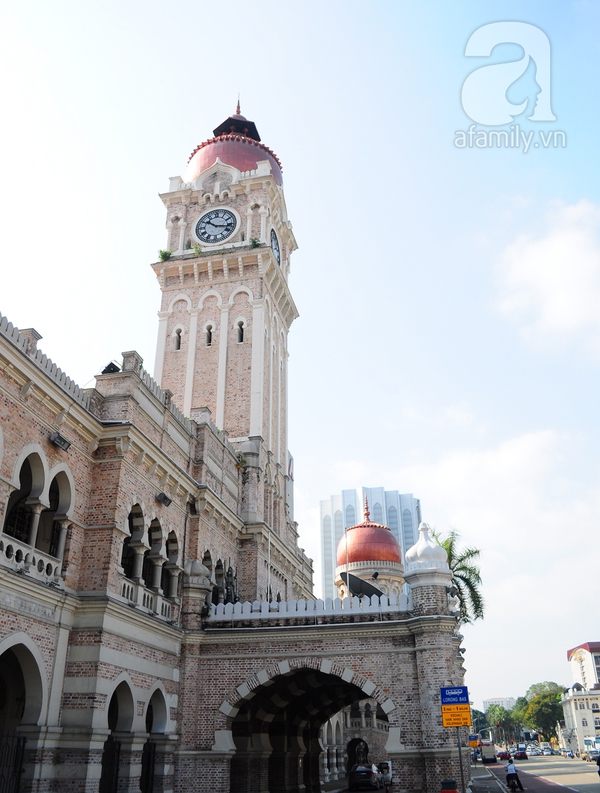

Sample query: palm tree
[432,530,484,624]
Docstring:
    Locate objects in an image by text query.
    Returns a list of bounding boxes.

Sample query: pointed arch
[0,632,47,725]
[145,683,170,734]
[166,293,193,313]
[46,463,75,517]
[197,290,223,310]
[228,286,254,305]
[105,674,135,732]
[8,444,48,499]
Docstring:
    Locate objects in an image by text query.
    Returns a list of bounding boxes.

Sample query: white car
[542,749,552,756]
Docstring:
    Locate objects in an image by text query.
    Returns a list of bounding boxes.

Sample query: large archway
[0,641,45,790]
[229,667,383,793]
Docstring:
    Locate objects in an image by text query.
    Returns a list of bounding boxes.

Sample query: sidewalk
[469,763,506,793]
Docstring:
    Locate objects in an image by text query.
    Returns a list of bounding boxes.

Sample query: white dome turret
[405,523,449,571]
[403,523,452,592]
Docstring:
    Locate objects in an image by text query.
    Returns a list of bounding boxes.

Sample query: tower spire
[236,95,241,116]
[364,495,370,522]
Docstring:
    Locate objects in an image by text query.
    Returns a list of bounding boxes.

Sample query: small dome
[405,523,448,569]
[336,499,402,566]
[184,559,210,577]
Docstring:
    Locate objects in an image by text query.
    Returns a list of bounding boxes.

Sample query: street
[488,756,600,793]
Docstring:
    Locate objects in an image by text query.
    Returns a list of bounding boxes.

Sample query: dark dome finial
[236,95,241,116]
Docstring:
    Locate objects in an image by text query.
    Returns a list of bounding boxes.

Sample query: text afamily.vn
[454,124,567,153]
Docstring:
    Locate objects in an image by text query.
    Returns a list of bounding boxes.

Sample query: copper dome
[184,105,283,186]
[336,500,402,566]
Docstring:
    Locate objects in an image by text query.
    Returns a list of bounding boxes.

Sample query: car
[542,749,552,756]
[514,751,528,760]
[497,751,511,760]
[377,762,392,784]
[349,764,383,790]
[585,750,600,762]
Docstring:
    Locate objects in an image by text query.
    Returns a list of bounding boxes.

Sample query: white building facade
[320,487,420,600]
[559,643,600,755]
[482,698,516,712]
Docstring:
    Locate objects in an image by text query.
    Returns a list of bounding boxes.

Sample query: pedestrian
[595,755,600,776]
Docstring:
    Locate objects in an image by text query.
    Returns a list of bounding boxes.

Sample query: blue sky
[1,0,599,710]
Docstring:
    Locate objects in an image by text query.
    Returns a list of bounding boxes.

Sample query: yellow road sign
[442,711,472,728]
[442,704,471,714]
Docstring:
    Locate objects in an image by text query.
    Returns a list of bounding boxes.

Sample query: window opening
[174,329,182,351]
[206,325,213,347]
[237,321,244,343]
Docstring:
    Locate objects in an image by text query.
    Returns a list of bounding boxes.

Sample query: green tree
[471,708,488,735]
[525,682,565,701]
[432,530,484,624]
[523,692,563,739]
[486,705,513,745]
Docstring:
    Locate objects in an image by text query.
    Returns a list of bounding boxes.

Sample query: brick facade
[0,111,468,793]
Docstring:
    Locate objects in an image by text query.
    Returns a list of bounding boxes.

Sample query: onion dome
[404,523,448,570]
[184,102,283,186]
[336,498,402,566]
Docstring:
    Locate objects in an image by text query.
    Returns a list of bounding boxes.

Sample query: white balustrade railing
[206,593,410,623]
[0,537,63,587]
[120,578,173,621]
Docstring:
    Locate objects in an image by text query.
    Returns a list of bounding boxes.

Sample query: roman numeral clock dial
[195,209,237,244]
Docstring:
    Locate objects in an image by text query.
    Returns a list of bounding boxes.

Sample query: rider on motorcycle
[506,760,524,791]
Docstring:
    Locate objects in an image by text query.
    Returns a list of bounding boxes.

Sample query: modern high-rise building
[320,487,421,600]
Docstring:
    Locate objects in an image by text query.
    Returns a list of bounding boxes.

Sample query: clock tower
[153,106,303,587]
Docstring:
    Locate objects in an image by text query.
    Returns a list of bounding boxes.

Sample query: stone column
[55,519,70,563]
[153,312,170,385]
[215,304,230,429]
[177,217,187,253]
[113,732,146,792]
[148,553,167,592]
[183,308,200,416]
[26,502,44,548]
[259,207,268,242]
[404,522,462,793]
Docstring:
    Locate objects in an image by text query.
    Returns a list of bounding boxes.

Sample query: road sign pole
[457,727,466,793]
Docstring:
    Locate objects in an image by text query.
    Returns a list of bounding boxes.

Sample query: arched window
[388,506,398,534]
[237,321,244,343]
[345,504,355,527]
[37,476,61,556]
[582,718,588,726]
[174,329,182,351]
[334,510,343,546]
[372,502,383,523]
[3,459,34,543]
[122,506,143,580]
[206,325,213,346]
[402,508,415,548]
[142,520,162,589]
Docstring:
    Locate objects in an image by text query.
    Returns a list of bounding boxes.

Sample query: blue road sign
[440,686,469,704]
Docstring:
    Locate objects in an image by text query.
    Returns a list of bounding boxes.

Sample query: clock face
[271,229,280,264]
[195,209,237,244]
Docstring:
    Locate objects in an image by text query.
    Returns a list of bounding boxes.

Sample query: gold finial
[364,495,370,522]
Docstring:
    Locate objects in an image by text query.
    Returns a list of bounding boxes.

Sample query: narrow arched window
[237,321,244,343]
[206,325,212,347]
[174,329,182,351]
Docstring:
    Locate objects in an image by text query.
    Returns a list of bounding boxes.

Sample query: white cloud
[296,429,599,709]
[498,199,600,353]
[398,403,475,429]
[384,429,600,709]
